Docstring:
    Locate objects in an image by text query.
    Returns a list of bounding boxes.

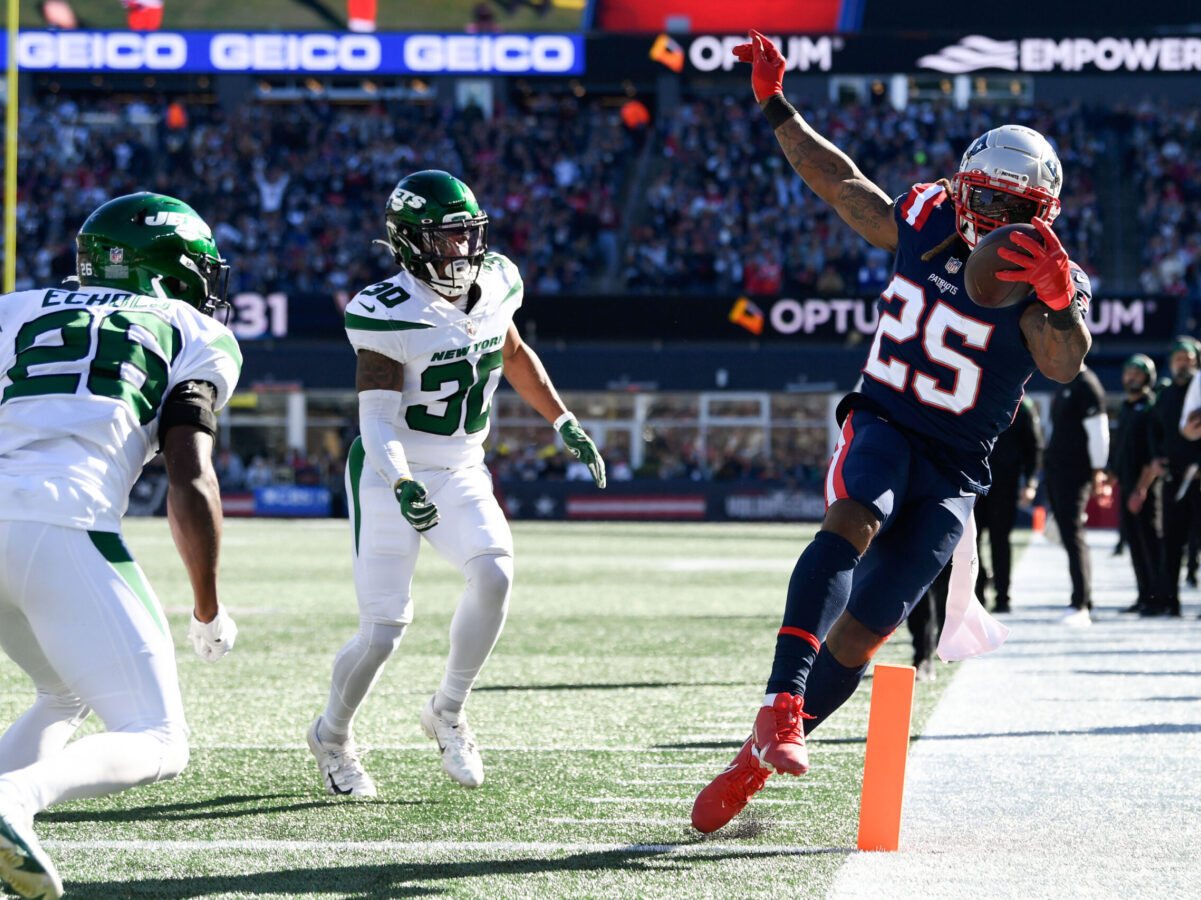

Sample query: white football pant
[321,461,514,737]
[0,521,189,817]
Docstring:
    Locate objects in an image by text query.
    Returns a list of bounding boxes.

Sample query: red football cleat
[691,735,771,834]
[754,692,810,775]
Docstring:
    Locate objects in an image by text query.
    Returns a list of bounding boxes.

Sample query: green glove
[394,478,439,531]
[559,418,606,488]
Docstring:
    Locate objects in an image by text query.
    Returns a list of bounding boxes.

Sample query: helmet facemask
[152,251,232,323]
[388,214,488,299]
[951,173,1061,247]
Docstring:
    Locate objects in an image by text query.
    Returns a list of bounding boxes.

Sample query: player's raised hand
[994,218,1073,310]
[732,29,785,102]
[189,606,238,663]
[558,418,606,489]
[395,478,439,531]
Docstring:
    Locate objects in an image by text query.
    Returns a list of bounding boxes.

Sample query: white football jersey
[345,252,522,469]
[0,285,242,531]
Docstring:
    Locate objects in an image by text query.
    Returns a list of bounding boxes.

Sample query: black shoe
[1122,602,1145,614]
[1188,574,1198,589]
[993,601,1010,613]
[1139,606,1166,618]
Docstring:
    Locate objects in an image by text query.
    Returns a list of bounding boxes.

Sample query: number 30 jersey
[0,286,242,531]
[345,252,522,469]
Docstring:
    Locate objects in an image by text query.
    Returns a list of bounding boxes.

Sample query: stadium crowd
[1131,100,1201,322]
[626,95,1106,296]
[5,88,1193,306]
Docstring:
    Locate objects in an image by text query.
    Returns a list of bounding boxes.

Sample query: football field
[0,519,950,898]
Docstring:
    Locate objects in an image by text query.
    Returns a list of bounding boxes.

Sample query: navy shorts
[825,409,976,636]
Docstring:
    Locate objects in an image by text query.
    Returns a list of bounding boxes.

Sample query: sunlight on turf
[0,519,954,898]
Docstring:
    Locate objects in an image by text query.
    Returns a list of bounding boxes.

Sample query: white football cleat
[1060,607,1092,628]
[307,717,377,797]
[420,698,484,788]
[0,805,63,900]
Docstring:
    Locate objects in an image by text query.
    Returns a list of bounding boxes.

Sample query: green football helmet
[76,192,231,318]
[381,170,488,298]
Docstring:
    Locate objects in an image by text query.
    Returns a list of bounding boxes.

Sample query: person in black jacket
[1131,337,1201,617]
[975,397,1043,613]
[1044,364,1110,625]
[1105,354,1161,615]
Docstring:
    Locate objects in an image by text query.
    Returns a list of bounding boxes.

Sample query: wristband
[553,411,576,431]
[1047,295,1083,331]
[762,94,798,131]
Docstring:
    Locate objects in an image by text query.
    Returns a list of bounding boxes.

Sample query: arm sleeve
[1084,412,1110,471]
[158,380,218,452]
[358,389,412,490]
[1179,373,1201,436]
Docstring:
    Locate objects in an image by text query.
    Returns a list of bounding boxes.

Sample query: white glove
[189,607,238,662]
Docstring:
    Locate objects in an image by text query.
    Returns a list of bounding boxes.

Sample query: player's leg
[803,480,973,734]
[1047,466,1092,616]
[989,477,1020,612]
[0,607,90,775]
[419,465,514,788]
[692,411,907,833]
[310,443,417,796]
[0,524,188,900]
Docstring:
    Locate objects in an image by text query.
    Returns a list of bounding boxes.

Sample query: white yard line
[43,838,829,856]
[830,529,1201,898]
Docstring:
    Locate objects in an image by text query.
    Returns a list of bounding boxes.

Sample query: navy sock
[766,531,861,697]
[801,644,869,735]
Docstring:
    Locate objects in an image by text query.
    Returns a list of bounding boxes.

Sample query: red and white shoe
[754,692,810,775]
[691,735,771,834]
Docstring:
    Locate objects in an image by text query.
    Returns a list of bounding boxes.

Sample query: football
[963,223,1040,309]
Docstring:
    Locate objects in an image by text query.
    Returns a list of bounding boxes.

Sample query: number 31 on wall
[230,292,288,340]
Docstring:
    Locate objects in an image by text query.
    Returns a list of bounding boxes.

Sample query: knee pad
[463,554,514,607]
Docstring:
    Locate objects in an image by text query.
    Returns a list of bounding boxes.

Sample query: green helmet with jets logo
[382,170,488,298]
[76,192,231,318]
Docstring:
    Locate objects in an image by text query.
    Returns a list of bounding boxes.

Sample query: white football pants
[321,457,514,737]
[0,521,189,817]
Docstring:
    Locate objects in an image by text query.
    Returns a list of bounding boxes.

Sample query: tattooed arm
[765,99,899,253]
[1020,301,1091,383]
[356,348,404,393]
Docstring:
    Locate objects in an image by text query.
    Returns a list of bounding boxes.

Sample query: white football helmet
[950,124,1063,248]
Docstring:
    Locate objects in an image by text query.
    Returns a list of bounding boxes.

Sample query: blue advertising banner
[0,31,584,75]
[254,485,331,517]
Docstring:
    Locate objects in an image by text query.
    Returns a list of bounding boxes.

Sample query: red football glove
[994,217,1073,311]
[732,29,785,103]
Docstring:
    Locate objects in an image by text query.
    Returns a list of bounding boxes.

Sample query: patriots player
[307,170,605,795]
[692,32,1092,833]
[0,193,241,898]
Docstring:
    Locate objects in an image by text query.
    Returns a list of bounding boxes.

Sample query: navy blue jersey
[851,182,1090,493]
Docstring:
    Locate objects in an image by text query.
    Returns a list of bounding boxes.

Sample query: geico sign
[403,35,576,73]
[18,31,187,69]
[211,34,380,71]
[689,35,838,73]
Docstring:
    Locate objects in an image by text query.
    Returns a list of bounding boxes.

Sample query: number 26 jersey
[0,286,242,531]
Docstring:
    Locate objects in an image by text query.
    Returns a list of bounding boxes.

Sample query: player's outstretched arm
[502,324,606,487]
[734,30,897,253]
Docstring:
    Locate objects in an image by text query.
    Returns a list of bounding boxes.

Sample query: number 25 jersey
[855,182,1090,492]
[344,252,522,470]
[0,286,242,531]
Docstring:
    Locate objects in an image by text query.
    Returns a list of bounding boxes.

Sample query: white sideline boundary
[830,529,1201,899]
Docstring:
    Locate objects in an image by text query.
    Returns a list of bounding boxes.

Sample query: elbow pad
[358,390,411,488]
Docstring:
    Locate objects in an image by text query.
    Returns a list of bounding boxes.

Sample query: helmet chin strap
[426,258,474,298]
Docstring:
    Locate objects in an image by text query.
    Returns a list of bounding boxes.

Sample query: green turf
[21,0,584,32]
[0,520,955,898]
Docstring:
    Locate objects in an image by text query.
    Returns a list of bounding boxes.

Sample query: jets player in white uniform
[0,193,241,900]
[307,170,605,794]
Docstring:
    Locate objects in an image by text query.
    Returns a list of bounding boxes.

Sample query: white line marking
[43,839,833,856]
